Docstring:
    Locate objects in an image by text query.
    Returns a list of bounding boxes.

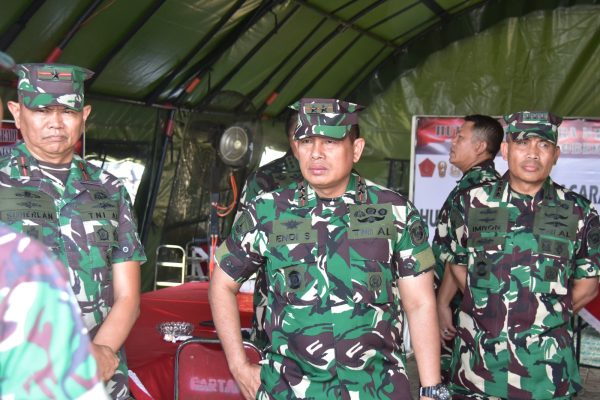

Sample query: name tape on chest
[533,201,577,241]
[348,204,394,240]
[468,207,509,234]
[0,188,57,222]
[77,202,119,221]
[270,219,316,245]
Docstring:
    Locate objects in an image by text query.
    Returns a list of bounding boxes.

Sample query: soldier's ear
[6,101,21,128]
[352,138,365,163]
[82,104,92,121]
[475,139,487,156]
[290,139,299,158]
[500,141,508,161]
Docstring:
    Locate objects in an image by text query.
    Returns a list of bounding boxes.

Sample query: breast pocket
[466,240,504,292]
[464,244,506,335]
[530,236,572,295]
[347,238,395,305]
[77,201,119,266]
[269,253,319,306]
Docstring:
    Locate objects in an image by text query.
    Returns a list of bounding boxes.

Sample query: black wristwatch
[419,383,451,400]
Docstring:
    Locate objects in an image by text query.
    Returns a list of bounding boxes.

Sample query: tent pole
[197,3,300,111]
[0,0,46,51]
[140,108,176,245]
[86,0,167,86]
[171,0,279,107]
[45,0,104,62]
[145,0,246,105]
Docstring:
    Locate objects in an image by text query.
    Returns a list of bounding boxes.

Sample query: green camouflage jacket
[218,173,434,399]
[235,150,302,348]
[433,159,500,280]
[447,174,600,399]
[0,142,146,399]
[432,159,499,380]
[0,223,108,399]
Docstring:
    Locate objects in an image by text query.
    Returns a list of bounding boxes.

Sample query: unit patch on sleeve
[233,210,254,237]
[409,220,427,246]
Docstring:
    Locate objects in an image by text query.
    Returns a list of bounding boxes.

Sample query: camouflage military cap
[16,63,93,111]
[289,98,364,140]
[504,111,562,144]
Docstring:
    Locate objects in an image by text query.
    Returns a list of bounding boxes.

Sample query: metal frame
[153,244,186,290]
[174,337,263,400]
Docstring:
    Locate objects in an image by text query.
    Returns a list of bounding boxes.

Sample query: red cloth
[581,291,600,333]
[125,281,253,400]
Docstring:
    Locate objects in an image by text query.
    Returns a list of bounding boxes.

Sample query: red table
[125,281,253,400]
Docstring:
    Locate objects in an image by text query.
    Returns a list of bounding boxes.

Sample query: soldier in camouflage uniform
[1,59,146,399]
[0,222,109,399]
[432,115,503,381]
[210,98,448,400]
[235,109,302,349]
[446,111,600,399]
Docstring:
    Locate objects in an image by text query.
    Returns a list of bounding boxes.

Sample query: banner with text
[410,115,600,330]
[0,120,20,156]
[410,115,600,241]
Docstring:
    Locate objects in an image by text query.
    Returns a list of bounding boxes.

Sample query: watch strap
[419,385,436,397]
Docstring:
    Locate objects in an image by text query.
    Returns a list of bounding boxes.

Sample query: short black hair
[464,114,503,157]
[347,124,360,142]
[284,109,298,139]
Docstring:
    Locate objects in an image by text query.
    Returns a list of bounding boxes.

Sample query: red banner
[0,120,20,156]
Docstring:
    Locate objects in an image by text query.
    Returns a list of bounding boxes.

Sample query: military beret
[289,98,364,140]
[504,111,562,145]
[15,63,93,111]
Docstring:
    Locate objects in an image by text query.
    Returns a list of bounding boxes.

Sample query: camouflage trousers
[105,359,130,400]
[440,338,453,383]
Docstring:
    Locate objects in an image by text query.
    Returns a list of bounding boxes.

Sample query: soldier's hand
[91,343,119,382]
[437,303,457,342]
[231,361,261,400]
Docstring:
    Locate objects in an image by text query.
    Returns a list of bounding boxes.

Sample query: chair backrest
[174,338,262,400]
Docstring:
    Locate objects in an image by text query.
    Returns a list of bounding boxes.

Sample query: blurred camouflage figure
[0,222,109,399]
[210,98,449,400]
[235,109,302,349]
[446,111,600,399]
[0,56,146,399]
[432,114,503,381]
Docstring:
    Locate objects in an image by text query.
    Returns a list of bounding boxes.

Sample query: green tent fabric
[0,1,598,291]
[357,4,600,185]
